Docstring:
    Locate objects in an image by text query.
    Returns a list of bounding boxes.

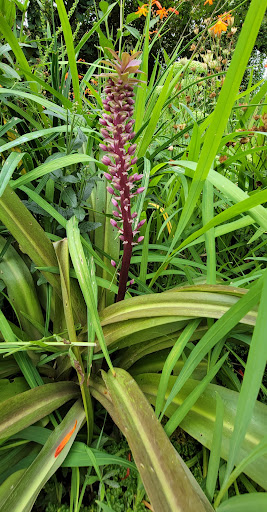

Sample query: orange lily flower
[156,7,168,19]
[168,7,179,15]
[135,4,148,17]
[220,11,232,23]
[210,18,228,36]
[152,0,162,8]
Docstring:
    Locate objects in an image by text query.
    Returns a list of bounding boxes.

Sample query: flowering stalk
[99,50,145,302]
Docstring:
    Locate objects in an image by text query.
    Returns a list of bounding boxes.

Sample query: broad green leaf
[135,374,267,490]
[215,434,267,507]
[0,61,20,79]
[0,382,79,439]
[54,239,93,443]
[100,287,256,327]
[164,353,228,434]
[66,216,114,372]
[0,186,87,326]
[0,234,44,338]
[102,368,214,512]
[0,0,15,26]
[0,377,29,402]
[10,426,137,471]
[158,276,263,416]
[0,400,84,512]
[216,493,267,512]
[206,393,224,501]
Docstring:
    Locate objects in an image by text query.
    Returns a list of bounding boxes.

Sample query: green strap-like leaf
[0,400,85,512]
[103,368,214,512]
[0,382,79,439]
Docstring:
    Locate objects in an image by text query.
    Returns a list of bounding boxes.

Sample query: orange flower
[152,0,162,8]
[220,11,232,23]
[78,74,83,79]
[65,72,68,80]
[209,18,228,36]
[204,0,213,4]
[135,4,148,17]
[149,29,161,39]
[156,7,168,19]
[168,7,179,15]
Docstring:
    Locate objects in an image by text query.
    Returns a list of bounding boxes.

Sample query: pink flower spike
[137,236,144,243]
[111,260,116,267]
[136,187,145,194]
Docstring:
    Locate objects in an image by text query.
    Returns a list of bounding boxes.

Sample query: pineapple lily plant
[99,50,145,301]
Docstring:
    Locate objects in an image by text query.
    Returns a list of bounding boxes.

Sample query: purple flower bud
[102,155,112,165]
[104,172,113,181]
[111,259,116,267]
[131,157,138,165]
[112,198,119,207]
[106,186,114,195]
[129,279,135,285]
[137,236,144,243]
[103,113,113,122]
[99,118,108,126]
[110,219,118,228]
[100,128,109,138]
[131,212,138,218]
[113,210,120,217]
[133,173,144,181]
[128,144,137,155]
[136,187,145,194]
[138,219,146,228]
[99,144,109,151]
